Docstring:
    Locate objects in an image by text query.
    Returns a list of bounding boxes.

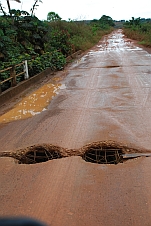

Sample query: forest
[0,0,114,92]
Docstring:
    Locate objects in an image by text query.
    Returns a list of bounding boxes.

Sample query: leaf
[33,34,41,39]
[0,42,4,47]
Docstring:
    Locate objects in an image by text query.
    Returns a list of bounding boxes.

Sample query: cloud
[1,0,151,20]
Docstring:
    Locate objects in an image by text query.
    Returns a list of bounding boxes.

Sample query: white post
[24,60,29,79]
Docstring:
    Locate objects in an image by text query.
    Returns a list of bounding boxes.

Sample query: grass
[123,22,151,47]
[47,20,114,52]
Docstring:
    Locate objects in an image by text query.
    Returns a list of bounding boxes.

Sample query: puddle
[0,82,66,124]
[52,77,61,82]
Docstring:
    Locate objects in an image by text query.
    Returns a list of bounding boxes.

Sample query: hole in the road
[83,145,123,164]
[0,144,67,164]
[6,145,64,164]
[19,147,62,164]
[104,65,120,68]
[1,141,150,165]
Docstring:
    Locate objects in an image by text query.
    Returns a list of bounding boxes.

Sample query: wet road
[0,30,151,151]
[1,29,151,225]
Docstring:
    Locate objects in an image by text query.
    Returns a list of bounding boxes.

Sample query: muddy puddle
[0,81,66,124]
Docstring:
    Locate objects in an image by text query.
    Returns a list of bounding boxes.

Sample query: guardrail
[0,50,82,95]
[0,60,29,94]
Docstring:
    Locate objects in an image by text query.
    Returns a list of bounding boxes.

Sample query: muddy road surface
[0,31,151,151]
[1,29,151,225]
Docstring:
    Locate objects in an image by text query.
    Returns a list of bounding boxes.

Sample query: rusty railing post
[10,65,17,87]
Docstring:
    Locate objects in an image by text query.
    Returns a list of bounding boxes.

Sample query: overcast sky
[1,0,151,21]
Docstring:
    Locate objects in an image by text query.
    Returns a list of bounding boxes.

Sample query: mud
[0,81,66,124]
[1,30,151,225]
[1,154,151,226]
[1,29,151,151]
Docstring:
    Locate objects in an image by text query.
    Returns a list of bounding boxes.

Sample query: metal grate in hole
[19,148,62,164]
[83,147,123,164]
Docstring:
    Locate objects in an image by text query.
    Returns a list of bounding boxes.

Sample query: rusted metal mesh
[0,141,147,164]
[0,144,64,164]
[83,147,123,164]
[80,140,145,164]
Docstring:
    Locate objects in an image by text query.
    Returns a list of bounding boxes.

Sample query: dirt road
[0,29,151,225]
[1,30,151,151]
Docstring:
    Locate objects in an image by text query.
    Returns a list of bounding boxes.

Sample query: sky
[1,0,151,21]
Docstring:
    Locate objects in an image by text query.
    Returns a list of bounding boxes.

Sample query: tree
[6,0,21,16]
[31,0,42,16]
[124,17,141,28]
[0,2,6,15]
[99,15,115,27]
[5,0,42,17]
[130,17,141,26]
[47,12,62,22]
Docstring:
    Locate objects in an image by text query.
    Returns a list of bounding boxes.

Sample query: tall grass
[123,22,151,47]
[46,20,113,52]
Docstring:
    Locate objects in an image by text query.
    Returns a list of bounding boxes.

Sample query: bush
[0,12,114,92]
[28,51,66,77]
[47,20,113,52]
[123,19,151,47]
[46,28,73,56]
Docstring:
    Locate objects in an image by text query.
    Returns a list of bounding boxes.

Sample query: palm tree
[6,0,21,16]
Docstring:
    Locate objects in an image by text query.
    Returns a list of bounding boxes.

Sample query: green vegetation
[47,18,114,53]
[0,1,114,92]
[123,17,151,47]
[47,12,62,21]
